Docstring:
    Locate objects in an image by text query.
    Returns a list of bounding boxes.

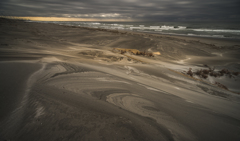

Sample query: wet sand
[0,18,240,141]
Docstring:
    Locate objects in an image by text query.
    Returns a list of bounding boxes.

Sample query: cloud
[0,0,239,21]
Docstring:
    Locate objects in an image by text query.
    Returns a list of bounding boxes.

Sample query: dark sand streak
[0,62,42,138]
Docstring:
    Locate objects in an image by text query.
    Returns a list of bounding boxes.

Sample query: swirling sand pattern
[106,93,196,141]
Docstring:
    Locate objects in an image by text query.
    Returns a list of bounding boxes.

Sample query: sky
[0,0,240,21]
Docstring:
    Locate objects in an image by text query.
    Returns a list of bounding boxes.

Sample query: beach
[1,18,240,141]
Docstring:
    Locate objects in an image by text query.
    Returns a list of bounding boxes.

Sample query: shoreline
[61,24,240,48]
[30,20,240,41]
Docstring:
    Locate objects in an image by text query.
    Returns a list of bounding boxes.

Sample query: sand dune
[1,18,240,141]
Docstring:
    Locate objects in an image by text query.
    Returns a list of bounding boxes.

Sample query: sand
[0,18,240,141]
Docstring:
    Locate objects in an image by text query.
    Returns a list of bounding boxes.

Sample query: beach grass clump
[232,72,239,76]
[187,68,193,77]
[183,66,240,91]
[113,48,155,57]
[185,66,239,79]
[120,50,126,54]
[135,51,154,57]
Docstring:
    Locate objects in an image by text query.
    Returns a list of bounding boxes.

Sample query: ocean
[33,21,240,40]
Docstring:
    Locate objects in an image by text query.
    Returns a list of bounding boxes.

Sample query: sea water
[33,21,240,40]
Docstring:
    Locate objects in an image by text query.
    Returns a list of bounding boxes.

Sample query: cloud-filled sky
[0,0,239,21]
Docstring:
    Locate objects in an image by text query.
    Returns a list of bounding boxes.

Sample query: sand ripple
[106,93,197,141]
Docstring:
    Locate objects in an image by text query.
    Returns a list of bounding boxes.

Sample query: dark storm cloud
[0,0,239,21]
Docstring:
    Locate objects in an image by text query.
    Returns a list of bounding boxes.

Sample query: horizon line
[0,16,137,22]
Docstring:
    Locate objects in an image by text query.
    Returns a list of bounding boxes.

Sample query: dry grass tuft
[185,66,239,79]
[187,68,193,77]
[113,48,157,57]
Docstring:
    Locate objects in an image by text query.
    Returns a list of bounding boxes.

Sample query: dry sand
[1,18,240,141]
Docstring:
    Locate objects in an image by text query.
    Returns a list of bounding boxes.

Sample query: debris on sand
[113,48,140,54]
[153,52,161,55]
[215,82,228,90]
[232,72,239,76]
[185,66,239,79]
[113,48,157,57]
[187,68,193,77]
[183,66,240,91]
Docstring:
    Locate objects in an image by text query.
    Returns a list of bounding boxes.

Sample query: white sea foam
[129,25,186,31]
[187,33,224,38]
[150,26,160,29]
[130,27,140,30]
[193,29,240,33]
[212,35,224,37]
[125,25,133,27]
[160,25,174,30]
[178,26,186,29]
[91,22,101,25]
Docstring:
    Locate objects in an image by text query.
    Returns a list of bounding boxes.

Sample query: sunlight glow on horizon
[1,16,135,22]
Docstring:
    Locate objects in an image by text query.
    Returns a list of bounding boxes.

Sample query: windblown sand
[1,18,240,141]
